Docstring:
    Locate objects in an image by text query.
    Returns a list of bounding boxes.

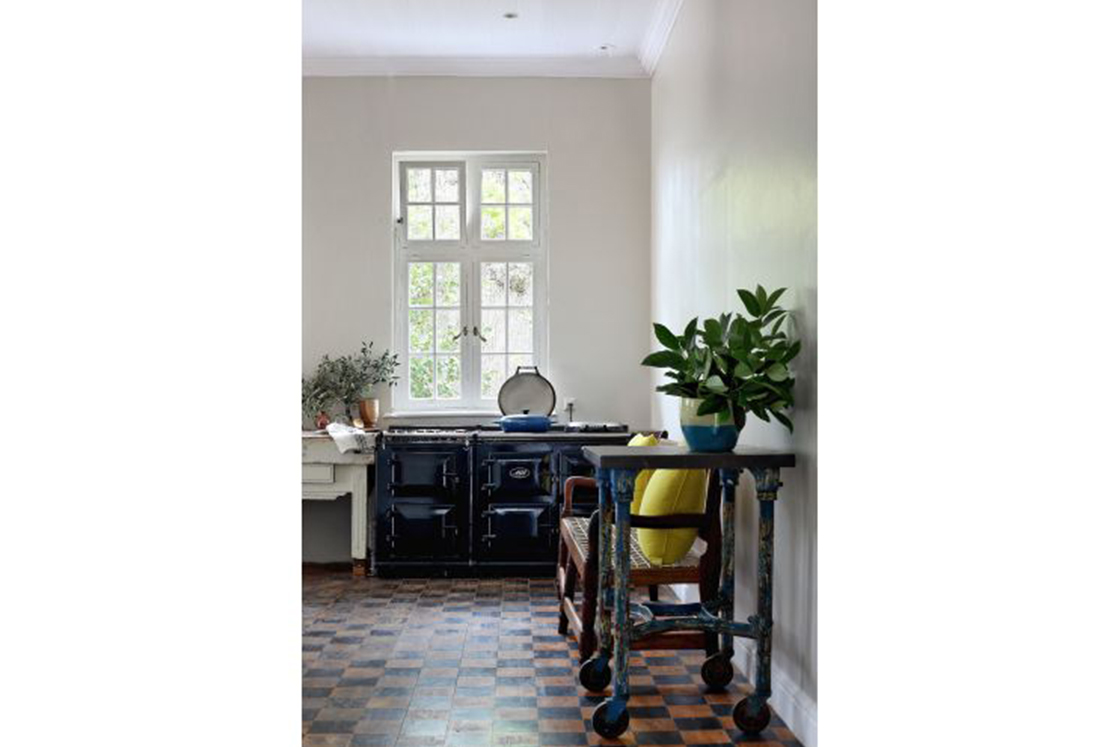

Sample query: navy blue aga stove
[373,423,636,576]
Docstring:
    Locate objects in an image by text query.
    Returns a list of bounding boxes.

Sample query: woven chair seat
[560,516,702,572]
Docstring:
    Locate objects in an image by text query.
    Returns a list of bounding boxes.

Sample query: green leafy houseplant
[642,285,800,433]
[301,374,331,423]
[307,343,400,422]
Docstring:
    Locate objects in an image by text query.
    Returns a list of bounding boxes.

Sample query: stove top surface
[385,422,628,437]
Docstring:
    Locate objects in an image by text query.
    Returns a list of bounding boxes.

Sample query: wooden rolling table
[579,445,796,738]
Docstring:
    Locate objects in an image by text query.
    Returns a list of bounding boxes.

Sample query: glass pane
[508,311,533,356]
[408,262,433,306]
[508,353,533,374]
[435,204,460,241]
[508,206,532,241]
[508,170,532,204]
[435,309,461,353]
[508,308,533,353]
[481,206,506,240]
[408,309,433,352]
[508,263,533,306]
[482,355,506,399]
[481,308,506,353]
[481,262,507,306]
[409,356,433,399]
[407,168,431,202]
[436,356,461,399]
[481,169,505,203]
[407,204,433,241]
[435,262,460,306]
[434,168,459,202]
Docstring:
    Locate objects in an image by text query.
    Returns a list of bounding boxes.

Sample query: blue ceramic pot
[679,397,741,452]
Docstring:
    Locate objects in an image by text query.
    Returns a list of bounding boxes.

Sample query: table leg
[731,466,782,733]
[596,471,614,658]
[699,468,740,691]
[591,468,635,738]
[350,465,369,576]
[718,469,740,657]
[579,470,615,691]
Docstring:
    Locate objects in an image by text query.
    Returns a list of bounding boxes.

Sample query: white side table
[302,433,377,576]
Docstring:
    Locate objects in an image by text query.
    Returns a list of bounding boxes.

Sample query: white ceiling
[303,0,683,78]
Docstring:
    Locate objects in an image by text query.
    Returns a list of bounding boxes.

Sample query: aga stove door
[378,446,468,562]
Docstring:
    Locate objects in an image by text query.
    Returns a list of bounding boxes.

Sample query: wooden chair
[556,471,722,662]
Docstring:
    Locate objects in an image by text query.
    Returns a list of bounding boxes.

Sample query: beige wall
[651,1,817,743]
[303,76,653,426]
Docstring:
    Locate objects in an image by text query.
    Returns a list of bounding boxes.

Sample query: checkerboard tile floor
[303,570,804,747]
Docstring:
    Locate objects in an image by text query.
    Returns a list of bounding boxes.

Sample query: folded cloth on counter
[326,422,376,454]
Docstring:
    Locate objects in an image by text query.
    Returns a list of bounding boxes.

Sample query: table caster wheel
[733,697,772,734]
[579,657,612,691]
[592,700,630,739]
[700,653,734,690]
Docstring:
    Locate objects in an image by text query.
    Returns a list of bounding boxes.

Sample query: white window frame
[392,152,548,414]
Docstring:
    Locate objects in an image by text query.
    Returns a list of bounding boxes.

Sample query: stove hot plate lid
[497,365,556,416]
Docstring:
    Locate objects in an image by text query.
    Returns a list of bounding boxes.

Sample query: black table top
[581,445,796,470]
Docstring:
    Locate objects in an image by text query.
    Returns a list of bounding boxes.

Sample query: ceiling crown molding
[303,55,648,79]
[638,0,684,76]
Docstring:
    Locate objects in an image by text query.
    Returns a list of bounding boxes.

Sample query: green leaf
[782,340,801,363]
[734,362,753,378]
[772,410,793,432]
[738,289,761,317]
[696,396,726,417]
[653,323,680,350]
[641,350,686,369]
[762,309,786,328]
[766,287,787,310]
[702,318,723,345]
[766,363,789,381]
[755,285,768,313]
[704,375,728,393]
[682,317,699,345]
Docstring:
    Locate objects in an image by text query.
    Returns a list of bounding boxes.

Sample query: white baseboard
[733,639,818,747]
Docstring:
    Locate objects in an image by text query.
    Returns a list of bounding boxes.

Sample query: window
[394,154,546,411]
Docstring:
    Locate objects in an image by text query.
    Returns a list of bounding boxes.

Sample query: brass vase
[358,398,380,429]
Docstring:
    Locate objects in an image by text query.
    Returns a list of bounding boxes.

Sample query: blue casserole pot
[495,412,553,432]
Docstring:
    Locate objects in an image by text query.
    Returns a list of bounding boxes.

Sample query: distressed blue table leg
[698,468,740,691]
[718,469,740,658]
[596,471,614,658]
[731,466,782,733]
[591,468,636,737]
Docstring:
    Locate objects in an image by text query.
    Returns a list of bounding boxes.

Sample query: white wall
[651,1,817,744]
[303,76,652,559]
[303,76,652,426]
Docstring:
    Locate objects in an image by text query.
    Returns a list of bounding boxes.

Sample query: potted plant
[355,343,399,428]
[641,285,800,452]
[301,373,332,430]
[307,343,400,428]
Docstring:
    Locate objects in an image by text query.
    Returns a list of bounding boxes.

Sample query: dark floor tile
[635,732,684,744]
[308,720,358,734]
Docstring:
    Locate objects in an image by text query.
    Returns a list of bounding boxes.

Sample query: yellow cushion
[626,432,660,514]
[635,468,708,566]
